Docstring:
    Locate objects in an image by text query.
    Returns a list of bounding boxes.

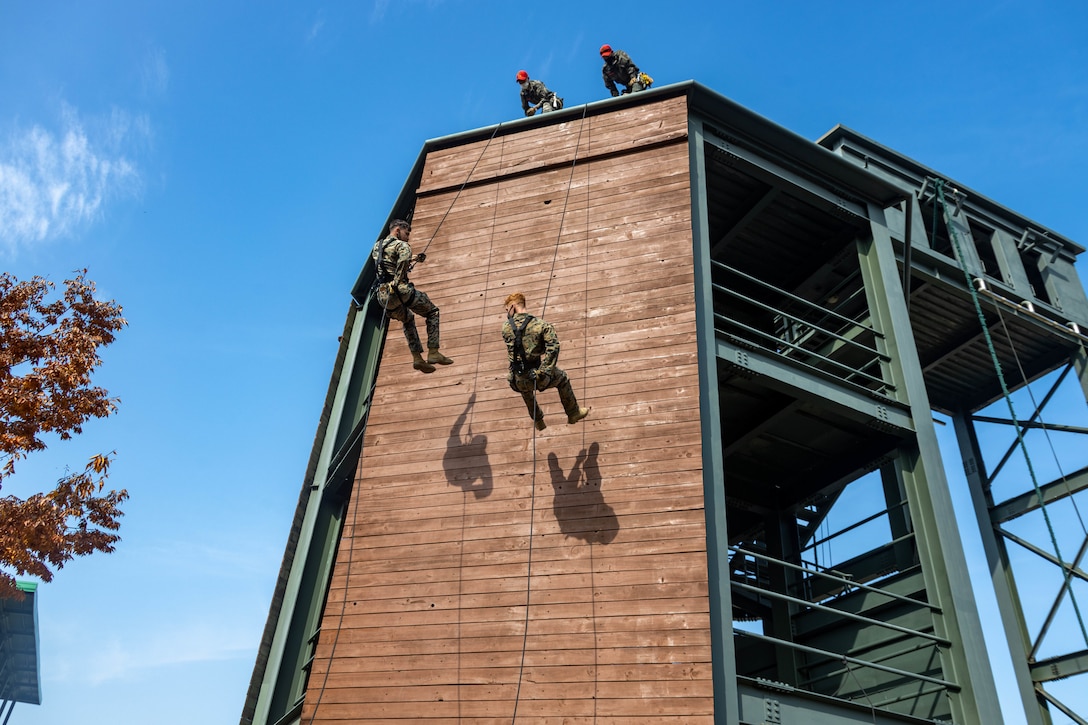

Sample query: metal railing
[711,260,894,396]
[729,545,954,714]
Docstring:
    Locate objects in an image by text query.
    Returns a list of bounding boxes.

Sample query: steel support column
[244,295,388,725]
[951,409,1049,725]
[859,204,1004,724]
[690,116,740,725]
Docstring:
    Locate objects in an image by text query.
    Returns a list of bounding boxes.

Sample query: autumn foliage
[0,271,129,598]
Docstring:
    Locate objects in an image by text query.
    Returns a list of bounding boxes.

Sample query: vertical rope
[512,107,590,724]
[454,133,507,719]
[314,123,503,721]
[937,178,1088,648]
[307,351,380,723]
[989,308,1088,536]
[419,123,503,258]
[577,122,599,724]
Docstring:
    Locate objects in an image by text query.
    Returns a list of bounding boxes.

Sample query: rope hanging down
[935,178,1088,650]
[417,122,504,259]
[311,123,508,723]
[512,105,591,724]
[988,313,1088,540]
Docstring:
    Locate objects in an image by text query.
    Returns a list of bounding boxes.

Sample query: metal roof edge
[818,124,1084,255]
[686,81,907,208]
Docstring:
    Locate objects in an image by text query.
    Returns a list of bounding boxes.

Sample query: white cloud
[140,46,170,98]
[49,617,260,686]
[371,0,390,24]
[0,104,146,254]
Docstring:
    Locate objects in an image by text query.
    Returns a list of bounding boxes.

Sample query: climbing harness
[507,313,537,384]
[372,236,411,310]
[936,177,1088,649]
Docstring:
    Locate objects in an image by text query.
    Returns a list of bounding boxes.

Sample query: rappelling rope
[577,123,600,724]
[511,105,590,724]
[417,123,504,259]
[988,305,1088,537]
[313,126,506,722]
[455,132,508,720]
[307,303,386,724]
[936,178,1088,648]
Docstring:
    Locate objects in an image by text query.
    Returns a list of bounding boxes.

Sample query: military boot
[427,348,453,366]
[567,407,590,425]
[412,351,436,374]
[534,417,547,431]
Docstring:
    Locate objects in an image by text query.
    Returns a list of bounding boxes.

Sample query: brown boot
[412,351,435,374]
[567,407,590,425]
[534,417,547,431]
[427,348,453,365]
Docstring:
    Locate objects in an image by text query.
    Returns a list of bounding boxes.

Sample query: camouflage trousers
[508,367,581,422]
[385,285,440,353]
[540,94,563,113]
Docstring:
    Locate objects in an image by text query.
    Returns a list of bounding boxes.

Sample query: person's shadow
[547,442,617,544]
[443,393,493,499]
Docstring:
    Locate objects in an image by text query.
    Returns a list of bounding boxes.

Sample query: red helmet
[516,70,529,82]
[599,44,613,58]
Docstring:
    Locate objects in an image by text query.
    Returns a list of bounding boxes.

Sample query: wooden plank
[417,96,690,194]
[305,94,712,723]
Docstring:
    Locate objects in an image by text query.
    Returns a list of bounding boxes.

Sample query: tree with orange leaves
[0,271,129,598]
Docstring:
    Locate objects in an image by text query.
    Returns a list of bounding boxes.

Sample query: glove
[415,252,426,263]
[610,88,620,98]
[525,108,536,117]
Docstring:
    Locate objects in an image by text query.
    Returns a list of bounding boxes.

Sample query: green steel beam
[714,337,914,434]
[243,293,388,725]
[1032,649,1088,684]
[859,205,1004,724]
[731,581,950,645]
[974,417,1088,435]
[998,528,1088,584]
[982,364,1072,487]
[701,124,870,222]
[734,631,957,690]
[950,410,1047,725]
[689,115,740,725]
[991,466,1088,524]
[736,679,947,725]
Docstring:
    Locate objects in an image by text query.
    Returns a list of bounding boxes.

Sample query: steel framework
[242,83,1088,724]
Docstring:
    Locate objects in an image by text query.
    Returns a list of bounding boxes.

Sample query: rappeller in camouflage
[516,70,564,116]
[599,44,651,97]
[372,219,453,373]
[502,292,590,431]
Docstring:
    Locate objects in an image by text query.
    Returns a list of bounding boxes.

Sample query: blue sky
[2,1,1087,723]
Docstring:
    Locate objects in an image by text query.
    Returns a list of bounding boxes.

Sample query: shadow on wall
[443,393,493,498]
[548,442,618,544]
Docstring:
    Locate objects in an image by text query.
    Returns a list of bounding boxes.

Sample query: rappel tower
[242,82,1088,724]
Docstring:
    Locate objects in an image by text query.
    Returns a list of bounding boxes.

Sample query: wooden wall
[304,95,715,723]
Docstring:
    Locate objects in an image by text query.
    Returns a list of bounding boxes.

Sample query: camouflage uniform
[502,312,583,424]
[372,234,440,354]
[520,79,562,115]
[602,50,644,96]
